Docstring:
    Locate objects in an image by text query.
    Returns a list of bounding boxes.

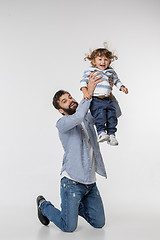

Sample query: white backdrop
[0,0,160,226]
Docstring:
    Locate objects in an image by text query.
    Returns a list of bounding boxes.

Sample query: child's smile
[93,56,110,71]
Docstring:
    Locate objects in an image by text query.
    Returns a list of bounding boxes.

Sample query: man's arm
[57,72,103,133]
[81,87,92,100]
[56,99,91,133]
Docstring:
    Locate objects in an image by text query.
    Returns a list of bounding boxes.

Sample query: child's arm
[80,69,92,100]
[111,71,128,94]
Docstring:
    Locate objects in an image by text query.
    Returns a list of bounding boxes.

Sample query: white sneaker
[108,135,118,146]
[97,132,110,143]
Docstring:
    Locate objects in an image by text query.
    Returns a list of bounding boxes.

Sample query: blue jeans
[40,177,105,232]
[90,97,118,135]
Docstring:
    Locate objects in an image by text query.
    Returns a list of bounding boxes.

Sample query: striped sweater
[80,67,123,97]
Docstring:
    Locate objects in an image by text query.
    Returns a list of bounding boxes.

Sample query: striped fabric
[80,67,123,97]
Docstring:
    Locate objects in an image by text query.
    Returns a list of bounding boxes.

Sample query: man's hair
[52,90,70,109]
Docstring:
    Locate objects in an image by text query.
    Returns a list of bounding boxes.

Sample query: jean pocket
[68,179,78,185]
[61,177,68,187]
[61,177,78,189]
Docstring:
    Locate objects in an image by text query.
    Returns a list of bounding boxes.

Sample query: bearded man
[36,72,121,232]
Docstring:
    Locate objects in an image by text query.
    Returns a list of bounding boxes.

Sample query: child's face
[93,55,110,70]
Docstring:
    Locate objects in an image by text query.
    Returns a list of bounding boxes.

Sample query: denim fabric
[112,96,122,118]
[90,97,118,135]
[40,177,105,232]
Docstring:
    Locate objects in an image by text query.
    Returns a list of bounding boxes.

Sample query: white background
[0,0,160,239]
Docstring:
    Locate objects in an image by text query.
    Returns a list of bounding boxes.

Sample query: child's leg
[106,99,118,135]
[111,96,122,118]
[90,98,107,135]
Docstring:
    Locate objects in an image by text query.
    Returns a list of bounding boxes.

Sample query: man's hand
[120,86,128,94]
[88,72,103,96]
[109,75,114,87]
[83,91,92,100]
[81,87,92,100]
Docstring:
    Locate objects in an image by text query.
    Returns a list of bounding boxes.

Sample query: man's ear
[58,108,64,114]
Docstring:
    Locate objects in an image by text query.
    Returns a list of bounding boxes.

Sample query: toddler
[80,46,128,145]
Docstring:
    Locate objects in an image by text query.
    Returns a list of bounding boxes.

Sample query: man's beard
[61,101,78,115]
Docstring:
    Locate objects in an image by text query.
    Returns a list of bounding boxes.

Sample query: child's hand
[120,86,128,94]
[83,92,92,100]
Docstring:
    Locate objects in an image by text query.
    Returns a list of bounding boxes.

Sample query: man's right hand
[87,72,103,96]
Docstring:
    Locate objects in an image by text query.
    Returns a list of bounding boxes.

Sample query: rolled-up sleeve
[56,99,92,133]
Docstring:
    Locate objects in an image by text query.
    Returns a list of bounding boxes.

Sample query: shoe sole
[36,196,50,226]
[97,136,110,143]
[107,141,118,146]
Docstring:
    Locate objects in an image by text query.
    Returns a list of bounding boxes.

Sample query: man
[36,73,120,232]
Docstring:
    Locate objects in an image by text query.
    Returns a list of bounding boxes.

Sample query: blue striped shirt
[80,67,123,97]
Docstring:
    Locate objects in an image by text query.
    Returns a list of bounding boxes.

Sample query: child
[80,45,128,145]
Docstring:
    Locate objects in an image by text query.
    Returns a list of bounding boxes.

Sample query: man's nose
[68,99,73,105]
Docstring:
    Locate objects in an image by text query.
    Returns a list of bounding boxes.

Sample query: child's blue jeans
[90,97,118,135]
[40,177,105,232]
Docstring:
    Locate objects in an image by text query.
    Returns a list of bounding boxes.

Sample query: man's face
[58,93,78,115]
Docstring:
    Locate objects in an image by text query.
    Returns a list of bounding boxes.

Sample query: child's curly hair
[84,43,118,67]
